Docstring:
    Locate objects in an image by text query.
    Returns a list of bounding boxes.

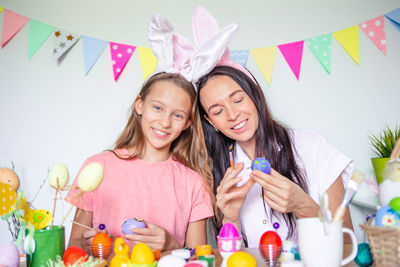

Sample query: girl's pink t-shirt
[66,148,213,247]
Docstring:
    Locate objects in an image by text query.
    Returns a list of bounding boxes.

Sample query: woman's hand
[217,162,255,225]
[250,168,319,218]
[125,221,180,251]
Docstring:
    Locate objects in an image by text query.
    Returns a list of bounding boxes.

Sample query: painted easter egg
[0,243,20,267]
[92,232,113,247]
[375,206,399,227]
[219,223,240,238]
[227,251,256,267]
[48,163,69,189]
[218,223,241,252]
[0,168,20,190]
[389,197,400,215]
[0,182,17,216]
[260,231,282,247]
[121,218,146,234]
[157,255,186,267]
[184,261,208,267]
[259,231,282,261]
[130,243,155,265]
[77,162,104,192]
[251,157,271,174]
[63,246,88,266]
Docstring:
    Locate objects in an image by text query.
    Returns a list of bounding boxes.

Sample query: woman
[196,65,354,247]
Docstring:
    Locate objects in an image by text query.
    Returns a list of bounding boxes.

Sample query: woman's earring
[214,126,219,133]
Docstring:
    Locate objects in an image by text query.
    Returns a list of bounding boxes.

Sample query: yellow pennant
[0,6,4,13]
[333,25,359,65]
[137,47,157,80]
[250,46,277,85]
[0,182,17,216]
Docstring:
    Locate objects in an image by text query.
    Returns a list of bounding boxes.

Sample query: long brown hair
[196,66,308,240]
[113,72,213,198]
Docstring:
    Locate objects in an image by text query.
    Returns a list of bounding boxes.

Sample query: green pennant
[306,33,332,74]
[28,19,54,59]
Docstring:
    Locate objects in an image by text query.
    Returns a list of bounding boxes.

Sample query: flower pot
[27,225,65,267]
[371,157,390,185]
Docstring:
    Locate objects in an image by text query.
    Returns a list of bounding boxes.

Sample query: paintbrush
[332,170,365,222]
[228,144,234,168]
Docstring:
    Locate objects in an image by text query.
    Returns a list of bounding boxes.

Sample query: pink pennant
[359,15,386,55]
[109,42,136,81]
[1,9,29,47]
[278,41,304,81]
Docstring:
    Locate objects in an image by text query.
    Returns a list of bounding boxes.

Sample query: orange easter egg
[92,233,112,247]
[0,168,20,190]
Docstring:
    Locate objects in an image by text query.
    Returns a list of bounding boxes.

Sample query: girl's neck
[140,145,171,163]
[238,136,256,160]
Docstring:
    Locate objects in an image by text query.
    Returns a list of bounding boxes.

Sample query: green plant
[369,125,400,158]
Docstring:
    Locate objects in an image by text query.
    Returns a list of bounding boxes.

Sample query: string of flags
[0,6,399,84]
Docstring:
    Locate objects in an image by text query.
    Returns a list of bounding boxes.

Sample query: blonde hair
[113,72,214,201]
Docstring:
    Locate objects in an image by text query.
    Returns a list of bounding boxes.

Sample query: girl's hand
[250,168,318,217]
[217,162,255,225]
[125,221,180,251]
[80,229,97,253]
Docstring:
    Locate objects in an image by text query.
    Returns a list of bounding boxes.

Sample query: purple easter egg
[0,243,20,267]
[121,218,146,234]
[251,157,271,174]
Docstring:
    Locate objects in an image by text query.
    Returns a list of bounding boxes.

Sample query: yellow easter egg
[0,183,17,216]
[130,243,154,265]
[227,251,256,267]
[77,162,104,192]
[0,168,20,190]
[48,163,69,189]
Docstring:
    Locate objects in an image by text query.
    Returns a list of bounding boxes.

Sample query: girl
[196,65,354,247]
[66,72,213,253]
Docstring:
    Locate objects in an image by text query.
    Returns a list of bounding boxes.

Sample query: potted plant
[369,125,400,184]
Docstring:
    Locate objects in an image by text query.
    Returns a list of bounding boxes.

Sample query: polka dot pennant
[0,182,17,216]
[53,29,80,61]
[306,33,332,74]
[109,42,136,81]
[359,15,386,55]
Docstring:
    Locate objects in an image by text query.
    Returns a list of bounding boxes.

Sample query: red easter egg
[63,246,88,266]
[259,231,282,247]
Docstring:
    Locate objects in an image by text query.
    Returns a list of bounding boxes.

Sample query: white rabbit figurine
[379,138,400,206]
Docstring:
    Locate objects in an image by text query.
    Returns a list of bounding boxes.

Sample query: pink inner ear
[172,33,195,68]
[192,6,220,46]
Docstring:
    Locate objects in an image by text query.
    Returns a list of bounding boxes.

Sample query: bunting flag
[230,49,249,67]
[250,46,277,85]
[0,6,4,13]
[53,29,80,61]
[359,16,386,55]
[28,19,54,59]
[137,47,157,80]
[1,9,29,47]
[278,41,304,81]
[385,8,400,32]
[306,34,332,74]
[333,25,360,65]
[109,42,136,81]
[82,36,108,75]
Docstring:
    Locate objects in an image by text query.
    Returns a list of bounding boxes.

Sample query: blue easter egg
[375,206,399,227]
[251,157,271,174]
[121,218,146,234]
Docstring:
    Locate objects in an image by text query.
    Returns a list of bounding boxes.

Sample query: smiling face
[135,80,192,156]
[199,75,258,147]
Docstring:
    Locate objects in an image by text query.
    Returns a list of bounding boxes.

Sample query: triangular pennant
[359,16,386,55]
[109,42,136,81]
[82,36,108,75]
[385,8,400,32]
[0,6,4,13]
[333,25,359,65]
[278,41,304,81]
[250,46,277,85]
[230,49,249,67]
[52,29,80,61]
[306,33,332,73]
[1,9,29,47]
[137,47,157,80]
[28,19,54,59]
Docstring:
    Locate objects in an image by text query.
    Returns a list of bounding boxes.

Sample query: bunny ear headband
[147,6,255,85]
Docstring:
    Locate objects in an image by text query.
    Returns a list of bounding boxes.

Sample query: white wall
[0,0,399,245]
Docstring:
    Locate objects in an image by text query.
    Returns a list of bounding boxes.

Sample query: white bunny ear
[147,14,175,74]
[192,6,220,47]
[190,23,238,83]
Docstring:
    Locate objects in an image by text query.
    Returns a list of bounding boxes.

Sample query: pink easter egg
[0,243,20,267]
[219,223,240,238]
